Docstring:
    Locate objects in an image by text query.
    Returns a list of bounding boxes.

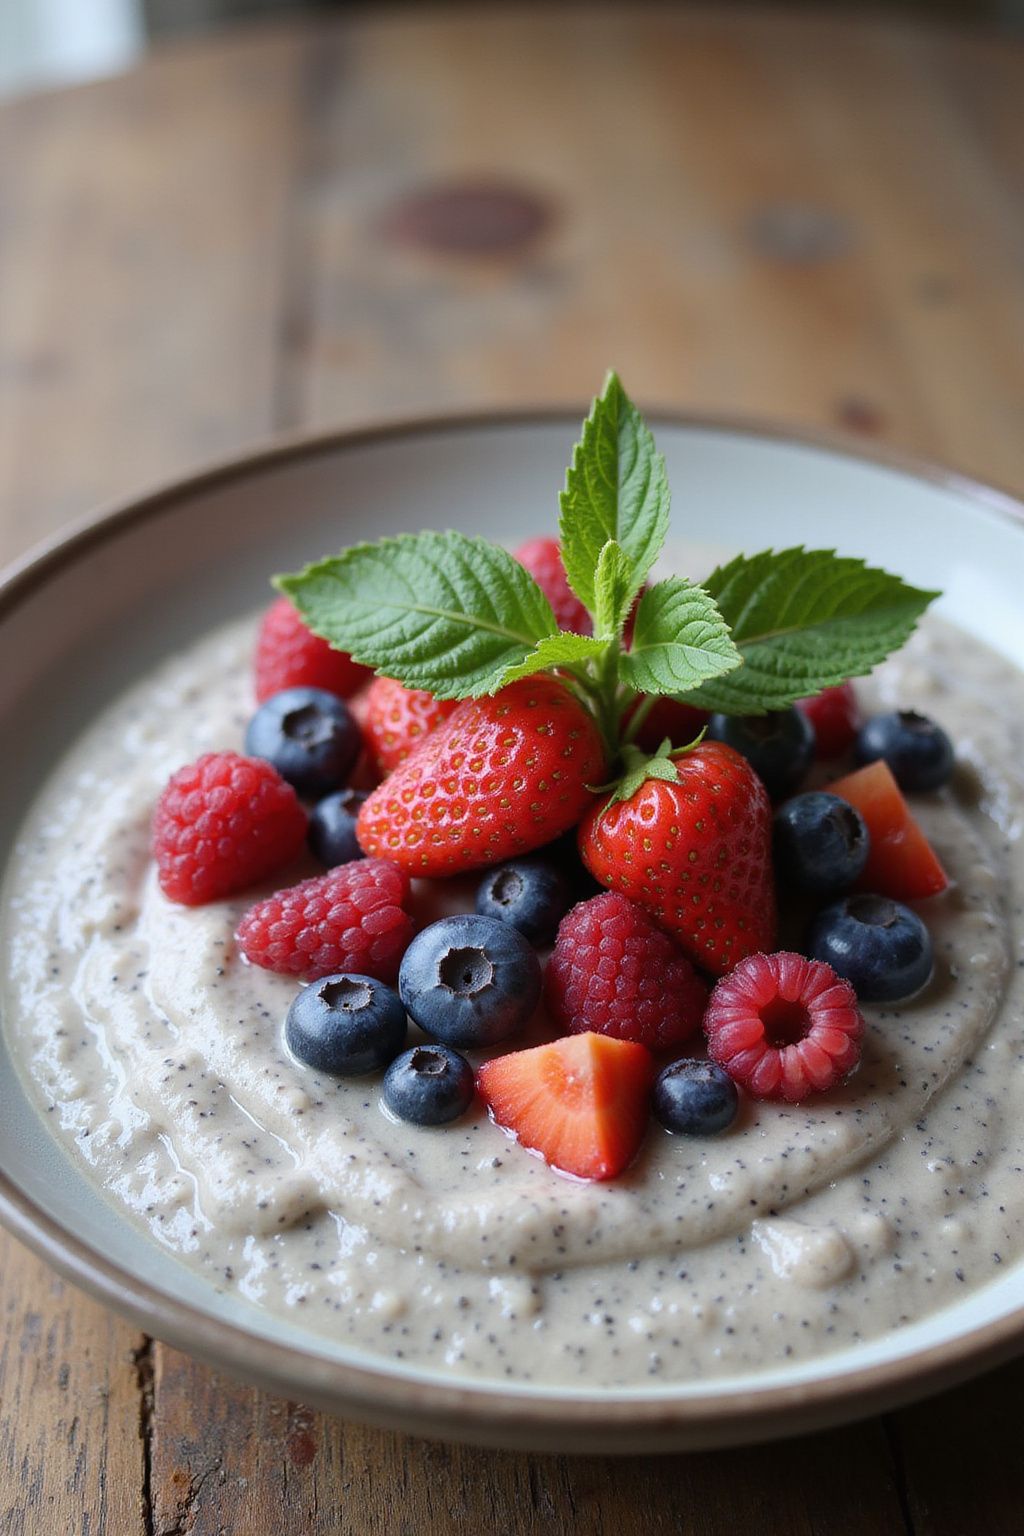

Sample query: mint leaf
[499,631,608,686]
[559,372,669,616]
[592,540,635,639]
[675,547,939,714]
[278,531,557,699]
[618,578,741,696]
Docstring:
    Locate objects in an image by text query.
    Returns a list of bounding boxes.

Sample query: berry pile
[148,378,954,1184]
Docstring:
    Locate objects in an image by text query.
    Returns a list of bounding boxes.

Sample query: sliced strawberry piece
[828,759,948,900]
[476,1032,654,1181]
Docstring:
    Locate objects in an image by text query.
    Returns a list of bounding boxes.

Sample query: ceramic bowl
[1,413,1023,1452]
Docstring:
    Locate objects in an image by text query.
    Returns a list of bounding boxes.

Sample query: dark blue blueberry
[245,686,361,798]
[653,1059,739,1137]
[475,858,571,946]
[398,914,542,1048]
[855,710,954,792]
[382,1044,475,1126]
[773,791,869,895]
[807,894,933,1002]
[285,973,407,1076]
[707,708,815,800]
[308,788,369,867]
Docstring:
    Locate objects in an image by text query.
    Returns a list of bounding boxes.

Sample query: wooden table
[1,7,1023,1531]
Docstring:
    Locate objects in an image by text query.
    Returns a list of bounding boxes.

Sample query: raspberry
[797,682,861,760]
[546,891,708,1050]
[153,752,307,906]
[704,951,864,1103]
[236,859,413,982]
[254,595,369,703]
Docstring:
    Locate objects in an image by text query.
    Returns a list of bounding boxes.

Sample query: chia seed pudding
[1,612,1022,1387]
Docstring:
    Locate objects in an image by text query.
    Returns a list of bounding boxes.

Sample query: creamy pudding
[1,613,1022,1387]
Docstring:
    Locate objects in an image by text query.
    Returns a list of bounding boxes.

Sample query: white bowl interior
[1,418,1022,1406]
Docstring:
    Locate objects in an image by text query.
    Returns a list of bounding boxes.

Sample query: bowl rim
[2,405,1023,1442]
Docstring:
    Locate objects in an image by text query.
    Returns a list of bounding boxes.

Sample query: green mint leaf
[592,540,636,639]
[674,547,939,714]
[498,631,608,686]
[277,531,557,700]
[559,371,669,616]
[618,578,741,696]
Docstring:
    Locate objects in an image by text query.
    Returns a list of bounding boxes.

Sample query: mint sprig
[672,548,939,714]
[559,371,669,617]
[277,376,940,774]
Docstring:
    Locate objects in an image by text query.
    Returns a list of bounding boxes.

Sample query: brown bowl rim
[1,405,1023,1444]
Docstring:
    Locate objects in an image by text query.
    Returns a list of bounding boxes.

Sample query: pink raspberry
[545,891,708,1050]
[704,951,864,1103]
[153,752,307,906]
[236,859,413,981]
[254,595,370,703]
[514,537,592,635]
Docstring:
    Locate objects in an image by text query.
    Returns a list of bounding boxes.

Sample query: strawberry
[361,676,458,775]
[514,537,592,635]
[355,677,606,876]
[476,1032,654,1181]
[577,741,776,977]
[828,759,948,900]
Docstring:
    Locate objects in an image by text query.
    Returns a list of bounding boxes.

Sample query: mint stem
[621,692,655,745]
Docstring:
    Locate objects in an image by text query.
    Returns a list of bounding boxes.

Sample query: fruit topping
[622,696,709,754]
[254,594,369,703]
[514,536,592,635]
[854,709,955,792]
[796,682,861,760]
[308,788,368,867]
[236,858,412,982]
[398,914,542,1048]
[477,1031,655,1181]
[828,759,949,900]
[383,1044,476,1126]
[152,751,306,906]
[361,676,458,775]
[773,791,869,896]
[653,1058,739,1136]
[707,707,815,801]
[578,741,776,977]
[475,857,572,946]
[285,973,407,1076]
[245,686,362,799]
[356,677,606,876]
[807,893,934,1002]
[704,951,864,1103]
[545,891,707,1050]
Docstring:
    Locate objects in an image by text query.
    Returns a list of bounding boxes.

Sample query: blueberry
[382,1044,475,1126]
[653,1059,739,1136]
[285,973,407,1076]
[774,792,869,895]
[398,914,542,1048]
[475,858,571,946]
[855,710,954,792]
[807,894,934,1002]
[245,686,361,798]
[308,788,368,867]
[708,708,815,799]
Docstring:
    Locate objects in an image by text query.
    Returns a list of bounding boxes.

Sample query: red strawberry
[546,891,708,1050]
[477,1032,654,1181]
[153,752,307,906]
[254,595,370,703]
[828,759,948,900]
[514,537,592,635]
[578,741,776,977]
[797,682,861,760]
[356,677,606,877]
[361,676,458,775]
[236,858,412,981]
[704,951,864,1103]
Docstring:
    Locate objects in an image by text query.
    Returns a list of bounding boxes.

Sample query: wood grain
[1,7,1023,1533]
